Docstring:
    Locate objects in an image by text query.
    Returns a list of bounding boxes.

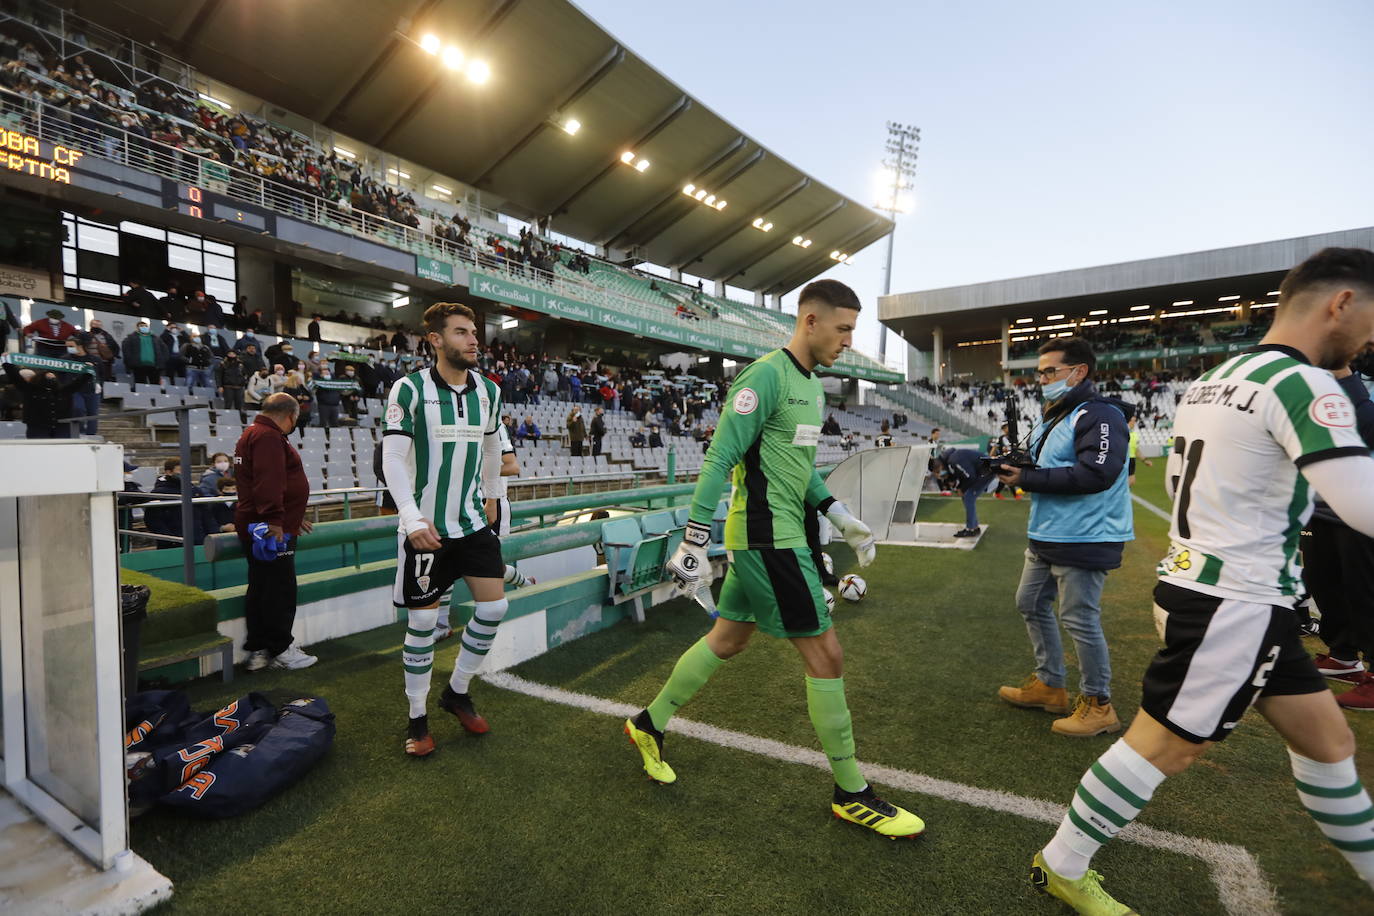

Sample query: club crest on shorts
[417,575,431,592]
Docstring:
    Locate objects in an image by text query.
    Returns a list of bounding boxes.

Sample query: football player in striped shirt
[382,303,509,757]
[1032,248,1374,914]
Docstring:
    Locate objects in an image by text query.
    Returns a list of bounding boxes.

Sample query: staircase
[96,406,206,470]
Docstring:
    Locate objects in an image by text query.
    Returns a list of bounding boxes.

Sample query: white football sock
[449,598,509,694]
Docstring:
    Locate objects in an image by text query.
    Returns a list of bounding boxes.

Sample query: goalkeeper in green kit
[623,279,925,839]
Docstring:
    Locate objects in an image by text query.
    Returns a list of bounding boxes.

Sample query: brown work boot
[1051,695,1122,737]
[998,674,1069,714]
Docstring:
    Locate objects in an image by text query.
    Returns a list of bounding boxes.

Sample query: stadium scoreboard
[1,128,83,184]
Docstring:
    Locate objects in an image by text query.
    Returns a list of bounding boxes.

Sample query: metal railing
[0,83,890,376]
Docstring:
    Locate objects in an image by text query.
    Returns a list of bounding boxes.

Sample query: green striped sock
[449,599,509,693]
[1042,739,1165,880]
[1291,750,1374,887]
[403,607,439,718]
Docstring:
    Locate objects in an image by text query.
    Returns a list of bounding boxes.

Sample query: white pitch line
[484,670,1279,916]
[1133,493,1173,523]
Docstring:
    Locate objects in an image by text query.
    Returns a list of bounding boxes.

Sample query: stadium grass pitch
[134,462,1374,914]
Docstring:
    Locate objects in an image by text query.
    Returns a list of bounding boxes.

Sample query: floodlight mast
[876,120,919,367]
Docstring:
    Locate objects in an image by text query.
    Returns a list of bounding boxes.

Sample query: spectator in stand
[201,452,232,496]
[144,458,203,547]
[648,425,664,448]
[161,282,187,322]
[544,364,561,402]
[304,350,322,377]
[161,323,189,382]
[876,420,894,447]
[121,320,167,387]
[567,405,586,456]
[590,406,606,457]
[341,382,363,423]
[501,414,518,444]
[203,293,225,328]
[569,371,582,403]
[629,426,647,448]
[308,314,322,342]
[390,328,410,353]
[517,414,541,444]
[203,323,230,359]
[245,365,275,410]
[86,318,118,380]
[928,427,942,446]
[239,342,266,374]
[186,289,210,325]
[233,328,261,353]
[247,309,266,333]
[121,280,163,319]
[182,331,215,389]
[267,340,300,373]
[65,334,101,437]
[233,392,315,671]
[201,476,238,541]
[22,308,78,355]
[283,370,312,435]
[232,296,249,328]
[312,366,343,428]
[339,363,363,401]
[821,413,842,436]
[0,362,86,438]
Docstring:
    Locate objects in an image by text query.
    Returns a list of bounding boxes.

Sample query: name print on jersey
[1182,382,1259,414]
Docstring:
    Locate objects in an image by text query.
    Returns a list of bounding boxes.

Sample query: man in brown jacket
[233,392,315,671]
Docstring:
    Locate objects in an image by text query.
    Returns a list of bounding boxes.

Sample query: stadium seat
[640,510,685,563]
[600,517,669,620]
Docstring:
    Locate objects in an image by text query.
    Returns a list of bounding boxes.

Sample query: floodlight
[635,158,650,172]
[420,34,441,54]
[703,195,716,206]
[683,184,696,195]
[762,221,772,231]
[442,46,464,70]
[793,236,804,245]
[694,189,707,200]
[1172,299,1193,306]
[392,296,410,309]
[621,151,636,164]
[1130,305,1150,311]
[466,60,490,84]
[563,118,581,135]
[714,200,726,210]
[1046,314,1064,320]
[1089,309,1107,316]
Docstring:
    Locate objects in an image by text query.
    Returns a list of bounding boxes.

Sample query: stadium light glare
[442,46,464,70]
[420,33,441,54]
[430,184,451,195]
[1015,317,1033,323]
[714,200,726,210]
[704,195,716,206]
[563,118,581,136]
[1046,313,1065,320]
[1172,299,1193,306]
[694,189,707,201]
[802,239,813,248]
[466,60,490,84]
[1089,309,1108,316]
[1130,304,1150,311]
[763,221,772,231]
[197,92,231,109]
[697,356,710,363]
[387,168,411,180]
[683,184,696,195]
[1268,290,1281,296]
[1217,294,1240,301]
[792,236,804,245]
[333,146,356,159]
[391,296,410,309]
[501,317,518,330]
[621,151,637,164]
[635,158,650,172]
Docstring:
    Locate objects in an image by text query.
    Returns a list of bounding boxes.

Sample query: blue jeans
[1013,547,1112,698]
[71,389,100,435]
[187,367,214,389]
[960,474,993,529]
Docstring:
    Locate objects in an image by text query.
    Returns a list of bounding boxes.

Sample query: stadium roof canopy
[879,227,1374,350]
[86,0,893,295]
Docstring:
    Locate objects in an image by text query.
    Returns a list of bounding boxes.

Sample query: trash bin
[120,584,150,702]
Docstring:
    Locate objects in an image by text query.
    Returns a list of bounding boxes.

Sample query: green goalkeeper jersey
[690,348,833,550]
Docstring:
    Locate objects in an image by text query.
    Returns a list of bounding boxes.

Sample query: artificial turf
[133,460,1373,914]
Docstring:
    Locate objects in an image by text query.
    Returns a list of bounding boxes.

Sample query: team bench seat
[139,632,234,683]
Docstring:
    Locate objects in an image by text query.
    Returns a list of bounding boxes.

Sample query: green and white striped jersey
[383,367,503,539]
[1158,345,1368,606]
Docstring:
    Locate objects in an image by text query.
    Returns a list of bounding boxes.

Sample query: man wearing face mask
[217,349,247,420]
[182,332,215,389]
[86,319,118,380]
[65,334,102,438]
[312,367,343,428]
[161,323,189,383]
[121,321,168,388]
[245,366,275,411]
[994,336,1134,738]
[1,363,91,438]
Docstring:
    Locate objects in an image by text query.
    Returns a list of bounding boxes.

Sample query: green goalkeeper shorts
[717,546,831,639]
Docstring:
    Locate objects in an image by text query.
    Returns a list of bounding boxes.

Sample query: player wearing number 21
[1029,248,1374,916]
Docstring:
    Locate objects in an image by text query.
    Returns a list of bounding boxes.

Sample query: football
[820,552,834,576]
[838,574,867,602]
[823,589,835,613]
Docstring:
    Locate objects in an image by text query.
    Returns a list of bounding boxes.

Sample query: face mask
[283,348,293,355]
[1041,377,1072,401]
[214,460,229,472]
[67,346,78,355]
[138,327,149,334]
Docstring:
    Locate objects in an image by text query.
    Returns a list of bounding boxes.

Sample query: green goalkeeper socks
[807,675,866,793]
[646,637,726,731]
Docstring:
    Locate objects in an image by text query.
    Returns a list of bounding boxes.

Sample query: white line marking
[484,670,1279,916]
[1133,493,1173,523]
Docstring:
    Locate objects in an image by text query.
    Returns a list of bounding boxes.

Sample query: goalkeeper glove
[666,521,716,613]
[826,501,876,567]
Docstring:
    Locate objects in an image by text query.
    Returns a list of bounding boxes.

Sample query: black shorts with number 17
[392,527,505,608]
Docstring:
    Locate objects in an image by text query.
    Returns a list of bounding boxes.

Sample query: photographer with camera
[994,337,1134,737]
[1302,352,1374,709]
